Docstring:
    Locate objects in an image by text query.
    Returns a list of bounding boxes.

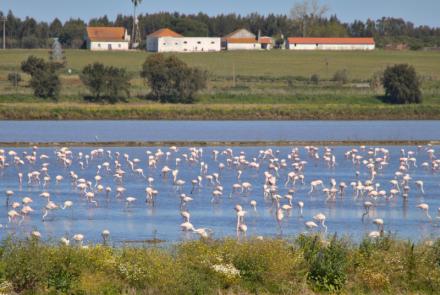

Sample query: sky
[1,0,439,27]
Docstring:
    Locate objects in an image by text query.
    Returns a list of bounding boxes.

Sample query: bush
[7,72,21,87]
[310,74,320,85]
[370,71,383,90]
[298,235,349,292]
[140,54,207,103]
[382,64,422,104]
[81,62,130,103]
[21,56,61,100]
[333,69,349,84]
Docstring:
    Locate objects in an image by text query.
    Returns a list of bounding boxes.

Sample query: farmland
[0,49,439,119]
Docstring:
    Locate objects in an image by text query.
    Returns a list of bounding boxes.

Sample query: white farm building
[222,28,273,50]
[286,37,375,51]
[86,27,130,51]
[146,28,221,53]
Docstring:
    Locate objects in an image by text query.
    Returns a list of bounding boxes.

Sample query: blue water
[1,120,440,142]
[0,145,439,245]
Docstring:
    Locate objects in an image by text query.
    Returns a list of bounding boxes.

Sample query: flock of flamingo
[0,144,438,246]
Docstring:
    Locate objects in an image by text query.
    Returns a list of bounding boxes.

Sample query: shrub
[370,71,383,90]
[81,62,130,103]
[298,235,349,292]
[333,69,349,84]
[140,54,207,103]
[382,64,422,104]
[21,55,61,100]
[310,74,320,85]
[7,72,21,87]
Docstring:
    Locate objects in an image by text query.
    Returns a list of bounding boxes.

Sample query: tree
[140,54,207,103]
[290,0,329,37]
[173,18,209,37]
[21,56,61,100]
[7,72,22,87]
[81,62,131,103]
[49,18,63,38]
[382,64,422,104]
[59,18,86,48]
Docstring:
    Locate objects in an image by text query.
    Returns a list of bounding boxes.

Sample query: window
[163,43,166,45]
[197,41,201,44]
[183,41,188,44]
[98,43,101,48]
[118,44,121,48]
[211,41,215,44]
[175,42,178,45]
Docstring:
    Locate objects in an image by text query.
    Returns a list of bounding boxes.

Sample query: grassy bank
[1,235,440,294]
[1,101,440,120]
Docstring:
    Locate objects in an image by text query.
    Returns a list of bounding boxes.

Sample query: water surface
[1,120,440,142]
[0,145,438,244]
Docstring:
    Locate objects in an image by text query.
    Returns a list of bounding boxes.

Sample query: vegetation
[81,62,131,103]
[20,56,61,100]
[332,69,349,84]
[7,72,21,87]
[1,235,440,294]
[383,64,422,104]
[1,9,440,50]
[140,54,207,103]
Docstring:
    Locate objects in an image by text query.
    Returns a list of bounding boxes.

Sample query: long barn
[286,37,375,51]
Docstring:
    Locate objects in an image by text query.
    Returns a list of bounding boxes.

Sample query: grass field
[1,49,440,79]
[0,49,439,120]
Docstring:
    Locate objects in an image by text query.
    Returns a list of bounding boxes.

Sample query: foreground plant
[0,235,440,294]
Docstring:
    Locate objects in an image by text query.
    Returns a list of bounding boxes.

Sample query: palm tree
[131,0,143,48]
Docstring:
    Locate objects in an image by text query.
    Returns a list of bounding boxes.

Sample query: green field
[1,49,440,79]
[0,49,439,120]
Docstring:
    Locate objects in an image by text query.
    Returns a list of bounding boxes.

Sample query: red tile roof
[87,27,128,42]
[148,28,183,38]
[287,37,375,45]
[259,37,273,44]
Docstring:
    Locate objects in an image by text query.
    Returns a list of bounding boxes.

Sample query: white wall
[147,37,221,52]
[226,43,262,50]
[287,43,375,50]
[88,41,129,51]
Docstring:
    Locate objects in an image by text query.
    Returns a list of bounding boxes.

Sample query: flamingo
[417,203,432,221]
[313,213,327,233]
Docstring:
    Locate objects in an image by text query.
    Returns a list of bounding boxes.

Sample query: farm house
[222,28,273,50]
[85,27,131,51]
[146,28,221,53]
[286,37,375,51]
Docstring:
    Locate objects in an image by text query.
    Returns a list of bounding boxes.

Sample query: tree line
[0,10,439,50]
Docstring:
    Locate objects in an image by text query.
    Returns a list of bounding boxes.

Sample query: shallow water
[1,120,440,142]
[0,145,439,244]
